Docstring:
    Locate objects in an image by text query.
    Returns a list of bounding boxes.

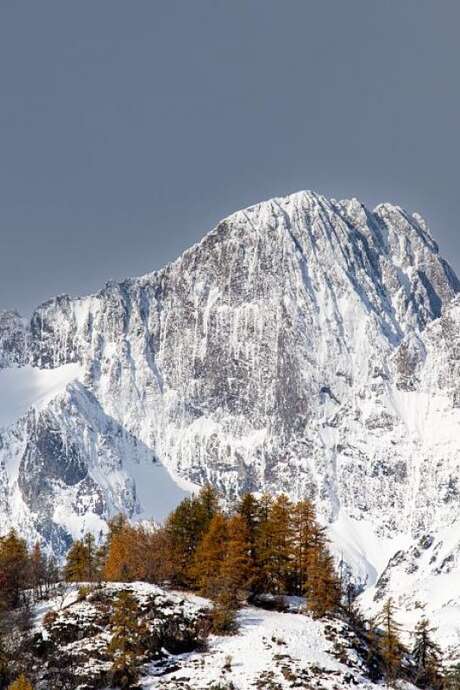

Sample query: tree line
[1,486,460,689]
[64,487,340,623]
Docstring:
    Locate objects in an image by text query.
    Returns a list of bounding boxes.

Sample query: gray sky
[1,0,460,314]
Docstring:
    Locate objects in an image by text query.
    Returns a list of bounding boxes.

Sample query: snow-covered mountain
[1,189,460,646]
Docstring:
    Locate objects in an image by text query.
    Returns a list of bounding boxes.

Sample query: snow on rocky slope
[29,582,210,689]
[1,189,460,646]
[30,583,417,690]
[144,602,417,690]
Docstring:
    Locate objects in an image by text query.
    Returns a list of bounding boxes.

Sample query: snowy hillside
[28,582,418,690]
[144,603,417,690]
[1,189,460,647]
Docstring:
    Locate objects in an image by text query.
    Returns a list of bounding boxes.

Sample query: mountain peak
[1,188,460,645]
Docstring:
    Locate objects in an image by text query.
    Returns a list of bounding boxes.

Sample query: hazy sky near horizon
[1,0,460,313]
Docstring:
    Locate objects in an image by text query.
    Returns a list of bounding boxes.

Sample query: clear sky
[1,0,460,313]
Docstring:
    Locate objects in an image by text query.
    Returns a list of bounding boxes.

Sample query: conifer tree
[64,532,102,582]
[190,513,228,597]
[265,494,294,593]
[108,590,147,689]
[83,532,98,582]
[63,540,88,582]
[220,515,252,607]
[103,527,136,582]
[304,524,340,618]
[107,514,129,542]
[256,493,293,593]
[7,674,33,690]
[0,530,30,608]
[196,484,219,528]
[412,617,443,689]
[375,598,404,688]
[163,485,219,587]
[237,493,260,562]
[291,499,317,595]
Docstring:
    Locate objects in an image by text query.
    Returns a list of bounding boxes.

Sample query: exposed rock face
[0,190,459,564]
[0,310,27,367]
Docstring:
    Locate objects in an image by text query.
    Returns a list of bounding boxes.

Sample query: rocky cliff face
[1,190,460,636]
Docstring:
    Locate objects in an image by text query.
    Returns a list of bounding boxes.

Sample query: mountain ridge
[1,188,460,647]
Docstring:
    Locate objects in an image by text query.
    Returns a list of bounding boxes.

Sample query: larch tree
[256,493,294,594]
[375,598,404,688]
[103,526,137,583]
[83,532,98,582]
[63,540,88,582]
[291,499,317,595]
[195,484,220,529]
[0,530,30,609]
[108,590,147,689]
[220,514,253,607]
[190,513,228,598]
[304,524,340,618]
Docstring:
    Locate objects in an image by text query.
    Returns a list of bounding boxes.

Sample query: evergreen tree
[83,533,98,582]
[163,485,219,587]
[412,617,443,689]
[63,540,88,582]
[375,598,404,688]
[7,675,33,690]
[236,493,259,563]
[196,484,220,528]
[108,590,147,689]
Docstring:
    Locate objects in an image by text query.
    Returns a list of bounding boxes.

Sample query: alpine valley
[2,190,460,651]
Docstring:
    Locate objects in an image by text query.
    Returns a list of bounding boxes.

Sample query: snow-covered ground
[28,582,422,690]
[143,601,415,690]
[0,363,82,428]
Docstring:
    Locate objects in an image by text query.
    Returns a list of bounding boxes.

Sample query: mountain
[1,189,460,648]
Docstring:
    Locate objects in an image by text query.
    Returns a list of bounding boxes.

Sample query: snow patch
[0,363,82,428]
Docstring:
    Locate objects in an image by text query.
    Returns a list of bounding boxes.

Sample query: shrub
[77,584,93,601]
[211,603,238,635]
